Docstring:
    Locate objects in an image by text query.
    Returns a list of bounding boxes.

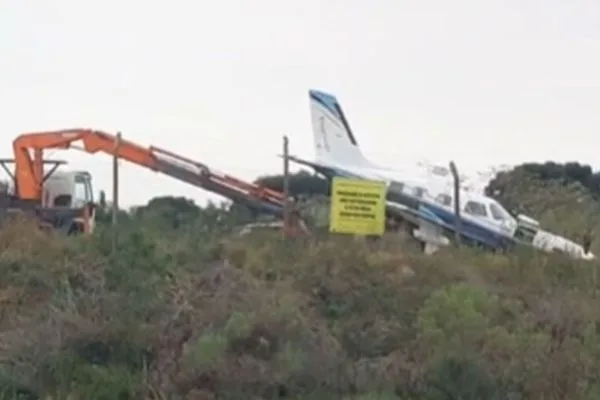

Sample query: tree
[133,196,201,229]
[94,190,130,225]
[254,169,329,198]
[485,162,600,238]
[487,162,600,200]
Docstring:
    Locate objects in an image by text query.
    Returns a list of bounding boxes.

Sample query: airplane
[287,89,595,260]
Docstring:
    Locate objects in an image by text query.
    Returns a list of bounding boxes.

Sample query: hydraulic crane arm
[14,129,157,200]
[13,129,287,215]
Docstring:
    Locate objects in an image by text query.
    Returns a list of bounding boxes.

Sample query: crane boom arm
[14,129,157,200]
[13,129,286,215]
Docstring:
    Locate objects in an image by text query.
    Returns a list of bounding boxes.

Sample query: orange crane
[11,129,306,233]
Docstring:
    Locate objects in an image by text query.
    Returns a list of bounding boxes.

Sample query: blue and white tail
[309,90,373,167]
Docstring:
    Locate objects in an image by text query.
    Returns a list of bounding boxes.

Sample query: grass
[2,169,600,399]
[0,215,599,400]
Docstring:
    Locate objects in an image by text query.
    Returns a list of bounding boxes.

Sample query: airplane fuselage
[294,88,595,260]
[289,155,520,248]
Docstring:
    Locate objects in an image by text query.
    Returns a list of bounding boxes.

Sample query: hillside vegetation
[1,164,600,399]
[486,162,600,252]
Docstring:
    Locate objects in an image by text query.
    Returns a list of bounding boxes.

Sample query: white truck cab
[43,170,96,233]
[42,170,94,207]
[1,169,96,234]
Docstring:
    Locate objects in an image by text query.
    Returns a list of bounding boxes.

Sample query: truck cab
[0,167,96,234]
[42,170,96,233]
[43,170,94,207]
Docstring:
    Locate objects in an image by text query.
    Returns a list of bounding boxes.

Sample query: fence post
[449,161,461,246]
[282,135,291,238]
[112,132,121,252]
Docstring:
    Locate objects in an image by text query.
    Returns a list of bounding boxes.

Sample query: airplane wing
[285,155,366,180]
[284,155,337,178]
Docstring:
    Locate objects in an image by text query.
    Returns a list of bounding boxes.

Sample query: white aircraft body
[288,89,594,260]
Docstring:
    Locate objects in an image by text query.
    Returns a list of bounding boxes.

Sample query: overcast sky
[1,0,599,206]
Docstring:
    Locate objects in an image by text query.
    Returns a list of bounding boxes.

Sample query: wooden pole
[449,161,461,246]
[112,132,121,251]
[282,135,290,237]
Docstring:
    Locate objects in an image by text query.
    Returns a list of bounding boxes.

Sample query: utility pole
[112,132,121,251]
[282,135,290,237]
[449,161,461,246]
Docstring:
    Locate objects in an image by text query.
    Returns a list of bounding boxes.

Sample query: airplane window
[464,201,487,217]
[492,201,513,221]
[388,181,404,193]
[435,194,452,206]
[489,203,507,221]
[413,187,426,198]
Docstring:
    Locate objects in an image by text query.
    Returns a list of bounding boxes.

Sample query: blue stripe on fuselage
[321,164,511,249]
[287,157,513,250]
[419,203,513,249]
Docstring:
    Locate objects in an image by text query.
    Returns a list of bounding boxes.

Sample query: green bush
[1,184,600,399]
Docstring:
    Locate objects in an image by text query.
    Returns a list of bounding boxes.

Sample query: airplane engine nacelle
[517,214,540,229]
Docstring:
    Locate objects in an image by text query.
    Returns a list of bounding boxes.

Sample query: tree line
[96,161,600,230]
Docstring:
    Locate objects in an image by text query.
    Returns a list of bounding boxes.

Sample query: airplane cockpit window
[435,193,452,207]
[464,201,487,217]
[489,202,509,221]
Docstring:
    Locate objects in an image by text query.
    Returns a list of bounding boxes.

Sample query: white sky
[1,0,599,207]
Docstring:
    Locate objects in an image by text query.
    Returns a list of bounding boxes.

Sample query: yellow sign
[329,177,386,236]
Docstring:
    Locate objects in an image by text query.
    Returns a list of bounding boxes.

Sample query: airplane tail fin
[309,90,372,167]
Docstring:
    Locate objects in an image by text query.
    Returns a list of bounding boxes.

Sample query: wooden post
[83,202,90,234]
[449,161,461,246]
[282,136,291,237]
[112,132,121,251]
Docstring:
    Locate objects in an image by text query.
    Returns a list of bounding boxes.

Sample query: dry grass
[0,198,600,399]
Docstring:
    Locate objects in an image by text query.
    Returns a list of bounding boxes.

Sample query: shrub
[1,189,600,399]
